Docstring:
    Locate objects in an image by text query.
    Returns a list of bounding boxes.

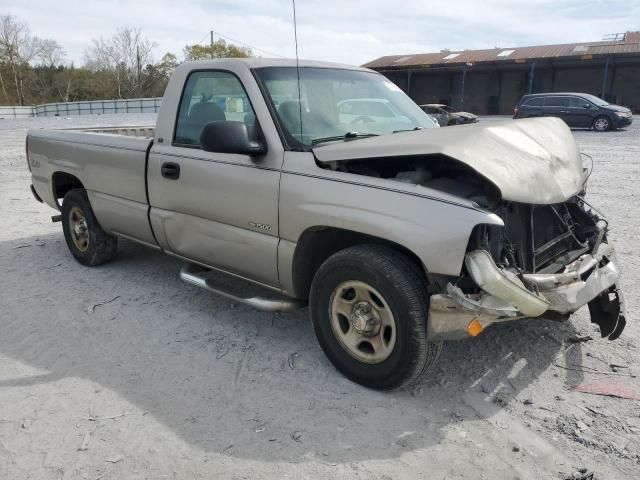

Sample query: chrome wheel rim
[69,206,89,252]
[329,280,397,364]
[594,118,609,131]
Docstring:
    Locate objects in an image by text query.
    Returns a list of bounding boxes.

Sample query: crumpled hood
[313,117,584,204]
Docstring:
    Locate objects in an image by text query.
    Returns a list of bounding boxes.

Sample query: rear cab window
[174,70,257,147]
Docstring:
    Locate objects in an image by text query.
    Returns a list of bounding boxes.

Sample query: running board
[179,263,306,312]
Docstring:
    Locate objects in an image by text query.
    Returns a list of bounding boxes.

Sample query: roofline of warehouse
[364,31,640,71]
[369,51,640,73]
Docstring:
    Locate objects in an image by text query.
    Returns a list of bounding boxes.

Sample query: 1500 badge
[249,222,272,232]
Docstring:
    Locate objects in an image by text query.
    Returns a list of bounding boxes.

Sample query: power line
[213,30,286,57]
[192,32,211,47]
[192,29,286,58]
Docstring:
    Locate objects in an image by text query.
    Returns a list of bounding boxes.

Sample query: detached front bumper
[427,242,626,341]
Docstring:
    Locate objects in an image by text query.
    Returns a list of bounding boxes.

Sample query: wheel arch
[290,226,427,299]
[52,171,85,208]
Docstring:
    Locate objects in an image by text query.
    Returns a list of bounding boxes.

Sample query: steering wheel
[350,115,375,125]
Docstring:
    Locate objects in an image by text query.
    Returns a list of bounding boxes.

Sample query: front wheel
[310,245,442,390]
[592,115,611,132]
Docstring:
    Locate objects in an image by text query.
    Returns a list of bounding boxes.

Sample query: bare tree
[32,38,66,101]
[0,14,43,105]
[37,38,65,67]
[85,27,155,98]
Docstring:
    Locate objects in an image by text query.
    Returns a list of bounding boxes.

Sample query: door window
[569,97,590,108]
[524,97,544,107]
[174,71,257,146]
[544,97,569,107]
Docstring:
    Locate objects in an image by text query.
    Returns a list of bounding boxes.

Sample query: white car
[337,98,432,133]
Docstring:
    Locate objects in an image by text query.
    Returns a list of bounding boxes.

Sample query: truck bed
[28,124,158,245]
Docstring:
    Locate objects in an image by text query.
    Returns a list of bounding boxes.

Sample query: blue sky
[1,0,638,65]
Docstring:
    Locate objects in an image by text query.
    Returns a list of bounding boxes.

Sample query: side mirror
[200,121,266,157]
[583,103,591,109]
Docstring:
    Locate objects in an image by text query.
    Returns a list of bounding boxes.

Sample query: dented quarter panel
[313,117,583,205]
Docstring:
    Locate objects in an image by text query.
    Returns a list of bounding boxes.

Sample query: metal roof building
[363,31,640,114]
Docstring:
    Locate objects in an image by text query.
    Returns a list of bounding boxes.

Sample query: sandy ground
[1,114,639,480]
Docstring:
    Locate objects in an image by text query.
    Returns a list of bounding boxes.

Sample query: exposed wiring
[577,194,609,230]
[580,152,594,189]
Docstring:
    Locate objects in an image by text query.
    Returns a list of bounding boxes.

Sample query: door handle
[161,162,180,180]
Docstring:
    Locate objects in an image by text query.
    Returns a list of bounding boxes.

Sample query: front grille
[530,204,589,272]
[531,205,573,271]
[484,201,591,274]
[471,199,597,276]
[535,235,572,269]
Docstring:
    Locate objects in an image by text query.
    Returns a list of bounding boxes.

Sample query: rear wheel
[61,189,117,266]
[310,245,442,390]
[592,116,611,132]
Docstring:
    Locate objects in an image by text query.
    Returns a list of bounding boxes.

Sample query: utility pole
[210,30,214,59]
[601,56,610,100]
[460,62,473,110]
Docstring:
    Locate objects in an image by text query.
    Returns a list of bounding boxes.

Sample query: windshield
[254,67,438,147]
[582,93,609,107]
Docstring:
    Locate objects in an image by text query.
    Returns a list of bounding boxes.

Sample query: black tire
[61,188,117,266]
[309,244,442,390]
[592,115,611,132]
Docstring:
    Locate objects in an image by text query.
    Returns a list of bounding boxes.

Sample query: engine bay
[320,154,502,208]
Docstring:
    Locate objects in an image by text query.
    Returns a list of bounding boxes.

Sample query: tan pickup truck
[26,58,626,390]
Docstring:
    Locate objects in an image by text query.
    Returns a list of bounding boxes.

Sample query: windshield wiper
[311,131,378,146]
[393,126,424,133]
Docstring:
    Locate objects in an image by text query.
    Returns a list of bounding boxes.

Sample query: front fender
[279,154,503,279]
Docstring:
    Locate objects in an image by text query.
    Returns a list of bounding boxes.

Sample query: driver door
[147,70,282,287]
[567,96,594,128]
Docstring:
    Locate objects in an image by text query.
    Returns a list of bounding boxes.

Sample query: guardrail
[0,97,163,118]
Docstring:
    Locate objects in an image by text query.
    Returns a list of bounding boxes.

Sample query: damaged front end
[311,117,625,342]
[427,198,626,341]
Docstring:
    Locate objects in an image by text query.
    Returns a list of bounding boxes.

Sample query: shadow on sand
[0,233,585,463]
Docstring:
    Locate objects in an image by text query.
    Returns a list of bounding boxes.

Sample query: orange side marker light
[467,319,484,337]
